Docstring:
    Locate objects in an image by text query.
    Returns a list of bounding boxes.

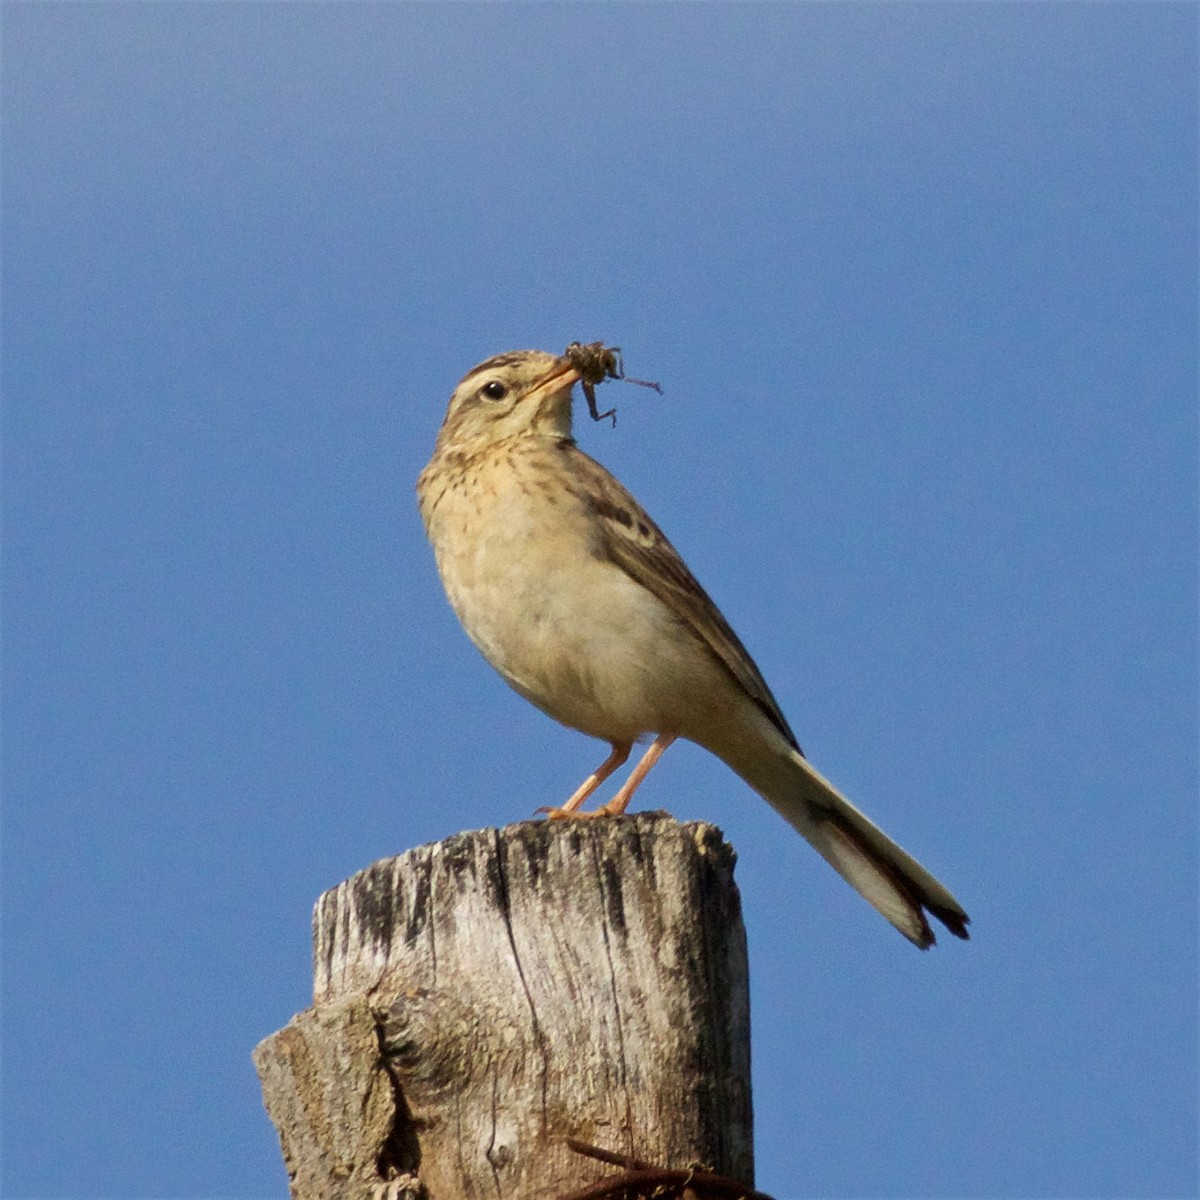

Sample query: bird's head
[435,349,581,450]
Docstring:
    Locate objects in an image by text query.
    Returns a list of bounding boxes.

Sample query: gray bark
[254,812,753,1199]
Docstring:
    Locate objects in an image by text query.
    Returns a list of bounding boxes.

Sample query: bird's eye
[481,380,508,401]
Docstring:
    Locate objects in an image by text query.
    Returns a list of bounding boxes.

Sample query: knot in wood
[377,987,508,1098]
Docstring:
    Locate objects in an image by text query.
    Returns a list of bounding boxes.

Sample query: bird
[417,347,969,948]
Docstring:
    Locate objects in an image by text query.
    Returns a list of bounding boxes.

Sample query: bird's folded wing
[565,445,801,753]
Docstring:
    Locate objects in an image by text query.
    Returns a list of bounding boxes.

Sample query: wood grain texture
[256,812,753,1199]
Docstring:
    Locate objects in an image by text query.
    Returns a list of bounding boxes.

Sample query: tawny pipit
[418,349,969,948]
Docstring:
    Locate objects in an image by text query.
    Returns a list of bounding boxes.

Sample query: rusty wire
[557,1137,776,1200]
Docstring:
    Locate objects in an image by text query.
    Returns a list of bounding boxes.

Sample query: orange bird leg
[595,733,677,817]
[539,741,632,819]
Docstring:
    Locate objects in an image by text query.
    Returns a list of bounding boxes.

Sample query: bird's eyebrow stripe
[459,352,539,385]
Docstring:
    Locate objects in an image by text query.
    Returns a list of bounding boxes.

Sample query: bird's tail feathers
[746,748,970,948]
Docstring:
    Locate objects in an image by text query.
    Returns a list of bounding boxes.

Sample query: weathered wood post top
[254,812,754,1200]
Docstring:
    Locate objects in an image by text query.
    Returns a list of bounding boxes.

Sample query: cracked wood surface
[255,812,753,1199]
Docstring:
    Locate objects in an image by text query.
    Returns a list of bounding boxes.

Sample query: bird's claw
[535,804,619,821]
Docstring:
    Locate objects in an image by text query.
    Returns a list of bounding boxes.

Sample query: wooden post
[254,812,754,1199]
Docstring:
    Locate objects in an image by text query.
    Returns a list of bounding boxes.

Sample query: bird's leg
[594,734,677,817]
[539,741,632,819]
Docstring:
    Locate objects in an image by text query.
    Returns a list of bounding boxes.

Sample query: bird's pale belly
[430,490,728,744]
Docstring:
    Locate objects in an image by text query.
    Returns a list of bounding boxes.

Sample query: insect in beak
[564,341,663,427]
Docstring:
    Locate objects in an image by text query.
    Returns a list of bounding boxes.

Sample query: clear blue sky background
[4,5,1195,1198]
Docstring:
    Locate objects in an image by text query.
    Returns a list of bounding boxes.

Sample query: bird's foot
[535,803,622,821]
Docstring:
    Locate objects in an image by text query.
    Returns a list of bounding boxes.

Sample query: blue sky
[3,4,1195,1198]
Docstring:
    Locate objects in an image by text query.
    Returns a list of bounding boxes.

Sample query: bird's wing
[562,443,801,752]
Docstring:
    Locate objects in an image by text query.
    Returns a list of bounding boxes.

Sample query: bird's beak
[526,360,581,406]
[521,359,581,435]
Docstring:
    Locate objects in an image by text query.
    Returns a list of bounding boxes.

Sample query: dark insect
[564,341,663,427]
